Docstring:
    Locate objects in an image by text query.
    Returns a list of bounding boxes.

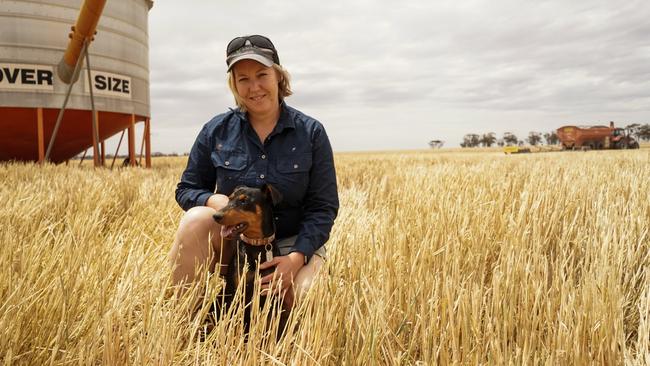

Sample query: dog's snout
[213,212,224,222]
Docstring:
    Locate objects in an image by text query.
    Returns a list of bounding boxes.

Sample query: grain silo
[0,0,153,166]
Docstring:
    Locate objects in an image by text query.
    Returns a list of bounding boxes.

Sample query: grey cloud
[147,0,650,152]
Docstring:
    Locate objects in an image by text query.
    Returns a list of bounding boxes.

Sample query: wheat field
[1,149,649,365]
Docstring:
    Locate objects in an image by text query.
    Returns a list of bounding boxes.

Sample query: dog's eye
[238,194,247,203]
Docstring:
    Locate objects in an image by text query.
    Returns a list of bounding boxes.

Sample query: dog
[212,184,285,334]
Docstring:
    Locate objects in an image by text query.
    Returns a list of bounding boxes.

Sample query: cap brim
[226,53,274,71]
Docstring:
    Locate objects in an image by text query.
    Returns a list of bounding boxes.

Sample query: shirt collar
[275,101,296,131]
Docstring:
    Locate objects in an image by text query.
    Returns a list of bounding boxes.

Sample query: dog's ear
[232,186,247,195]
[262,184,282,205]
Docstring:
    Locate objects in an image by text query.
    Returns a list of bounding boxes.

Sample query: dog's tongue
[220,225,236,239]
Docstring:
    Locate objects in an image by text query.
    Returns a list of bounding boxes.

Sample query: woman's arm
[292,124,339,261]
[175,126,219,211]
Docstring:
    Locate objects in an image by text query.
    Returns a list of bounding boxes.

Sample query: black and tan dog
[212,184,284,332]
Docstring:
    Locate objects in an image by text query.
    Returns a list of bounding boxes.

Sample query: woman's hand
[259,252,305,295]
[206,194,229,211]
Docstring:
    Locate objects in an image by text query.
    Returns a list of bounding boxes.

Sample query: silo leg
[138,121,146,166]
[37,108,44,164]
[128,114,136,167]
[101,140,106,166]
[145,118,151,168]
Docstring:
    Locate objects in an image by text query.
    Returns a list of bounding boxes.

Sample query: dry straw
[1,150,649,365]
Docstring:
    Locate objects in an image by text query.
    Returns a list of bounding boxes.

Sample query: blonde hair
[227,64,293,113]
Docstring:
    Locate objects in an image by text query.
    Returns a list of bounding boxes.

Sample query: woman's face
[232,59,280,116]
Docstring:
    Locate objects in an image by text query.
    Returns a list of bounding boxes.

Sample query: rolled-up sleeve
[292,125,339,260]
[175,126,216,211]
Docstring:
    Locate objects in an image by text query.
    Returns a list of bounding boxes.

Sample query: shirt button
[261,154,266,159]
[260,174,265,179]
[224,161,230,166]
[293,164,299,169]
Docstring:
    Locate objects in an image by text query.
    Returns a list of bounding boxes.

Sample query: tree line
[457,123,650,148]
[459,131,557,147]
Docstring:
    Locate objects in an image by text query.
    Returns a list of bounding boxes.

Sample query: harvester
[557,122,639,150]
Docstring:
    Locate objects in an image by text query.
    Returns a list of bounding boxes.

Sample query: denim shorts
[275,235,327,260]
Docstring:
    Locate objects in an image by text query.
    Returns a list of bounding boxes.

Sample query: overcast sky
[147,0,650,153]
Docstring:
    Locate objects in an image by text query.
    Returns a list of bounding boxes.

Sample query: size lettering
[94,75,130,94]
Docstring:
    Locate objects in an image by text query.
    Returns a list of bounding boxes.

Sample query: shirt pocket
[276,153,312,200]
[211,150,248,194]
[277,153,312,174]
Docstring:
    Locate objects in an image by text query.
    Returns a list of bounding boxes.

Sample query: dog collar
[239,233,275,246]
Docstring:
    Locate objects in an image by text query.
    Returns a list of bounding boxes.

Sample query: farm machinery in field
[556,122,639,150]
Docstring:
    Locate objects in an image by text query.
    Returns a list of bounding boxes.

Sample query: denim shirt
[175,103,339,260]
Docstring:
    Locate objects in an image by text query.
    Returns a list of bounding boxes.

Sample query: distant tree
[503,132,518,146]
[469,134,481,147]
[428,140,444,149]
[527,132,542,146]
[626,123,641,139]
[518,140,524,146]
[637,124,650,141]
[481,132,497,147]
[461,134,481,148]
[543,131,559,145]
[497,139,505,147]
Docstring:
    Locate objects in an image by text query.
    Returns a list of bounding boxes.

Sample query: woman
[168,35,338,308]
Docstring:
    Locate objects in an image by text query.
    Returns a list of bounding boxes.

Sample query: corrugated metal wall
[0,0,152,116]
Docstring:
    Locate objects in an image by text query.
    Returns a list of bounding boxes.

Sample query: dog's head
[212,184,282,240]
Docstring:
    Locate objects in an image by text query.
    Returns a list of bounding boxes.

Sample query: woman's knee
[177,206,220,244]
[169,207,220,266]
[169,206,221,285]
[291,255,325,304]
